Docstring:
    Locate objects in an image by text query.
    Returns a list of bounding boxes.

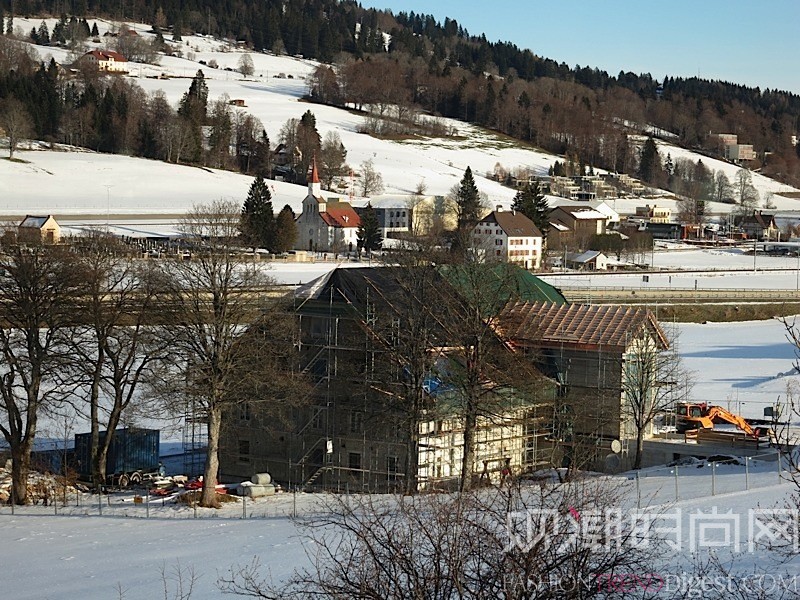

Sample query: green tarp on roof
[436,263,566,308]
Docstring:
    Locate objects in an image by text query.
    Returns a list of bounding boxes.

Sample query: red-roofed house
[295,161,361,253]
[81,50,128,72]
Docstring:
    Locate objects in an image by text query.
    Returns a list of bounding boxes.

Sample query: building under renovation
[219,266,672,488]
[219,265,565,491]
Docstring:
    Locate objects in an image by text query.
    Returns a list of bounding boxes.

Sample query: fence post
[98,492,102,516]
[674,466,679,501]
[10,485,14,515]
[711,461,716,496]
[242,495,247,519]
[146,489,150,519]
[777,450,782,484]
[745,457,750,491]
[636,472,641,510]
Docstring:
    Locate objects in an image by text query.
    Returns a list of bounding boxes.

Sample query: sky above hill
[359,0,800,95]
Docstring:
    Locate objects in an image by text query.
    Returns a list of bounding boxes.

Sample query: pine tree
[240,175,275,251]
[273,205,297,253]
[357,203,382,256]
[512,182,550,240]
[455,166,481,230]
[91,22,99,38]
[296,109,321,183]
[179,70,209,123]
[638,136,661,184]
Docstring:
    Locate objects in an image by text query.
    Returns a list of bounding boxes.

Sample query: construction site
[214,265,747,491]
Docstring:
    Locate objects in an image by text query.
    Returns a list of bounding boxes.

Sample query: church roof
[320,203,360,228]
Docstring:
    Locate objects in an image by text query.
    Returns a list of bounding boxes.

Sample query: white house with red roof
[295,161,361,253]
[81,50,128,72]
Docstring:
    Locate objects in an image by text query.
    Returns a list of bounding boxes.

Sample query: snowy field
[3,285,800,598]
[2,19,800,225]
[0,464,797,598]
[4,20,800,598]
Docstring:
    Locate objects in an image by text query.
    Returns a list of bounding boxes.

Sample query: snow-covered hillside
[5,18,799,224]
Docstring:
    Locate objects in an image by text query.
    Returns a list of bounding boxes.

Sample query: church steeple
[308,156,321,198]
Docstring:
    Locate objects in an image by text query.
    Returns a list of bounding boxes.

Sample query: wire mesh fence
[0,487,330,520]
[0,451,789,520]
[629,451,784,508]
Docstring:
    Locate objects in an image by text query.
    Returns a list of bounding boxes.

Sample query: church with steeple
[295,159,361,254]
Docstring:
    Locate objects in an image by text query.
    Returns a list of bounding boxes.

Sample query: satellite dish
[610,439,622,454]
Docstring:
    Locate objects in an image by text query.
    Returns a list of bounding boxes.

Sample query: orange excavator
[675,402,769,438]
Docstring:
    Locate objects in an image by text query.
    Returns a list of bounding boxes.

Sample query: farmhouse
[80,50,128,72]
[497,301,669,470]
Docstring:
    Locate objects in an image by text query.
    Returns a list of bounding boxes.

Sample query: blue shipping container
[74,428,160,479]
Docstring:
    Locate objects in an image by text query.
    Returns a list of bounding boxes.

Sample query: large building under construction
[218,265,669,490]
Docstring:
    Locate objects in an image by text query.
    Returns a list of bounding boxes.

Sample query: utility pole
[104,184,112,230]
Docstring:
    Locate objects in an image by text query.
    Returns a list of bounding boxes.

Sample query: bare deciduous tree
[237,53,254,77]
[619,324,690,469]
[0,246,82,504]
[67,234,172,489]
[159,200,304,507]
[359,158,384,197]
[319,131,347,189]
[0,97,33,159]
[218,480,662,598]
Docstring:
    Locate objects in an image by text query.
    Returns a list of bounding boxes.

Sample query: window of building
[387,455,398,474]
[239,402,251,421]
[350,410,363,434]
[348,452,362,471]
[238,439,250,464]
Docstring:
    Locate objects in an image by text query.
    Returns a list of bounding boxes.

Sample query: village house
[357,195,454,239]
[472,207,543,270]
[80,50,128,72]
[219,265,565,491]
[548,206,607,251]
[564,250,608,271]
[17,215,61,244]
[737,211,779,241]
[635,204,672,223]
[294,161,360,254]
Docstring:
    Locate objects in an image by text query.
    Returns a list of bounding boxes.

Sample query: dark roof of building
[497,302,668,351]
[294,265,566,316]
[565,250,603,264]
[479,210,542,238]
[740,212,776,228]
[320,202,361,228]
[19,215,54,228]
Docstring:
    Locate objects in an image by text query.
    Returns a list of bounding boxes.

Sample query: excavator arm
[705,406,757,437]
